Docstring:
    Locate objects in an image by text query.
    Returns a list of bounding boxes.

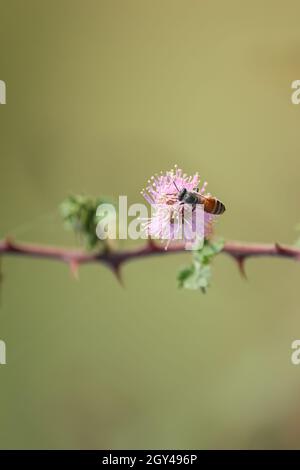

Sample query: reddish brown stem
[0,238,300,282]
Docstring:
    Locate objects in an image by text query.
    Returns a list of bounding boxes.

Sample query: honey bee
[173,182,226,215]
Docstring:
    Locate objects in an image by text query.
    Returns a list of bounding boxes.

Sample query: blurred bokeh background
[1,0,300,449]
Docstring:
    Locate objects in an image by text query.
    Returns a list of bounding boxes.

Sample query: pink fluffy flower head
[141,166,216,249]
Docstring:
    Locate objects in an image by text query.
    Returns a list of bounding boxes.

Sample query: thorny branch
[0,237,300,282]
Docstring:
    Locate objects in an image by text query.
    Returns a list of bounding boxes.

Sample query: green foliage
[177,238,224,293]
[60,195,115,250]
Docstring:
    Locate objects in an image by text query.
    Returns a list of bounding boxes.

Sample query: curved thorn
[112,264,124,287]
[236,256,247,279]
[69,259,79,280]
[275,242,287,254]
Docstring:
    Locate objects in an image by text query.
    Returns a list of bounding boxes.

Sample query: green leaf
[60,195,116,250]
[177,238,224,293]
[178,260,211,293]
[177,265,195,287]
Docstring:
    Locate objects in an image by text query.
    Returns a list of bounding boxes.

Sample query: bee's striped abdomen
[213,199,226,215]
[203,197,226,215]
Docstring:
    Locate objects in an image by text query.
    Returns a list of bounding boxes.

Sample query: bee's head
[178,187,187,201]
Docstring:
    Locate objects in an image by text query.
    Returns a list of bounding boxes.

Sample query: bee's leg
[178,202,185,216]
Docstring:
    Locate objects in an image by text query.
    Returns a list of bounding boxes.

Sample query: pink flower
[141,166,216,249]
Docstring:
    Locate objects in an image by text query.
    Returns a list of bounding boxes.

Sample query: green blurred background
[1,0,300,449]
